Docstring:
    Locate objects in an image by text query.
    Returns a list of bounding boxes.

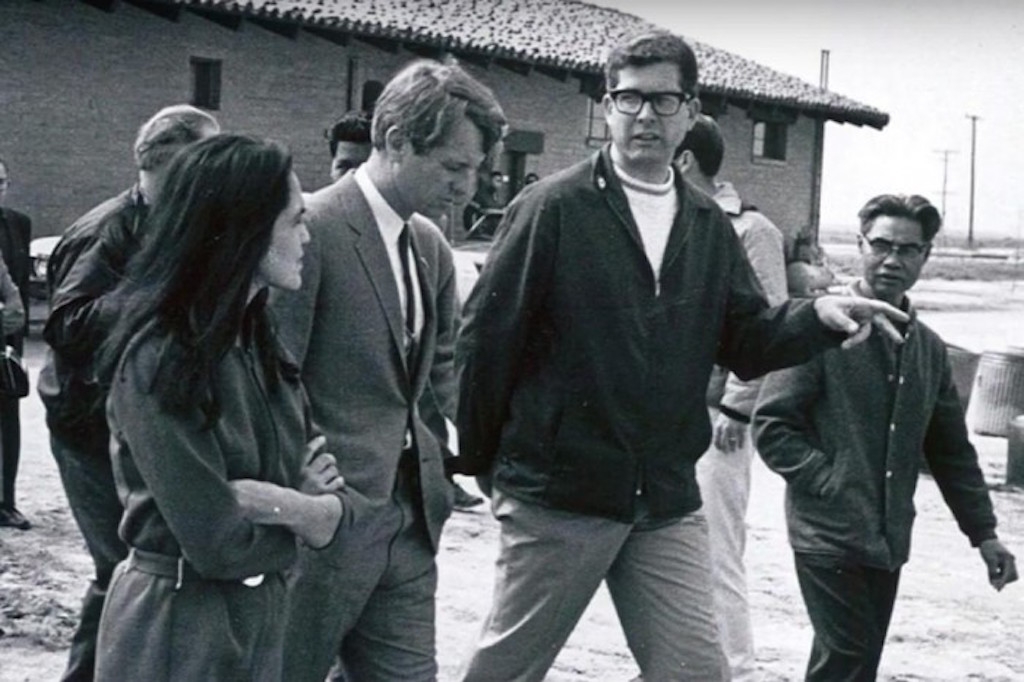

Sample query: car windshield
[462,208,503,243]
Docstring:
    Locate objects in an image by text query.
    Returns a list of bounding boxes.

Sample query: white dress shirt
[353,167,424,341]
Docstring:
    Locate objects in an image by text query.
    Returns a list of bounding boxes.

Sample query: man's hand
[298,435,345,495]
[813,295,910,349]
[980,539,1018,591]
[713,412,746,453]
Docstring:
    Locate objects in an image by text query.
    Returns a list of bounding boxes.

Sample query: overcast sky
[589,0,1024,241]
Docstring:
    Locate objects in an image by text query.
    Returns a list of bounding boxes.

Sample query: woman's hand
[230,478,343,549]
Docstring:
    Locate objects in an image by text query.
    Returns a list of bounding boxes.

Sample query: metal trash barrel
[946,344,980,413]
[1007,416,1024,486]
[967,348,1024,437]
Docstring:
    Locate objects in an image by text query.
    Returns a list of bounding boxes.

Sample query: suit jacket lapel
[338,182,408,370]
[407,219,436,391]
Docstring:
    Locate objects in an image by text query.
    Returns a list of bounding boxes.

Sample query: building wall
[1,1,819,245]
[714,105,818,252]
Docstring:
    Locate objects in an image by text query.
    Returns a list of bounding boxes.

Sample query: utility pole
[933,149,957,222]
[966,114,981,249]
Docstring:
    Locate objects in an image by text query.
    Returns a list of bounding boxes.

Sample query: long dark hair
[99,133,294,423]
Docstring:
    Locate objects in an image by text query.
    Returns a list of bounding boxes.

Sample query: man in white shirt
[273,59,506,682]
[678,114,789,680]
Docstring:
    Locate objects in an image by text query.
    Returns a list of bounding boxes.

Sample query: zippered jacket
[454,147,840,523]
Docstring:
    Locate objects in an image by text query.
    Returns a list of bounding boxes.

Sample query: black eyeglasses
[863,237,929,259]
[608,90,694,116]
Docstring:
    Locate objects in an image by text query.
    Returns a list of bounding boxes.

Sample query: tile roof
[173,0,889,128]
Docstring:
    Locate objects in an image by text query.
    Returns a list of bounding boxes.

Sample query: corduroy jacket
[753,284,998,569]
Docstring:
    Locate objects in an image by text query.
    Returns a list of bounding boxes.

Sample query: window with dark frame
[587,99,610,142]
[752,120,787,161]
[190,57,222,110]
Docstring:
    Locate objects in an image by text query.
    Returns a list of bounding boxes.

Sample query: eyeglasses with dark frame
[607,90,694,117]
[862,237,929,259]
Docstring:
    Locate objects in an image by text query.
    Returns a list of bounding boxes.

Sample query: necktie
[398,224,417,357]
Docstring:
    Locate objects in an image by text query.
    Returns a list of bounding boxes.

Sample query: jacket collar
[590,144,717,277]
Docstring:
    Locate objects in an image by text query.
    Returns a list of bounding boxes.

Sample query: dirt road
[2,279,1023,681]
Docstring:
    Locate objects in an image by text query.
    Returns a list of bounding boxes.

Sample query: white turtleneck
[614,163,678,279]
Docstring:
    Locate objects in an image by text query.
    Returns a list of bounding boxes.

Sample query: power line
[933,149,957,222]
[966,114,981,249]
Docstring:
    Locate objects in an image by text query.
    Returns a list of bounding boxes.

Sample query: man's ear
[922,241,933,264]
[601,93,615,120]
[680,98,701,136]
[383,126,406,158]
[675,150,693,174]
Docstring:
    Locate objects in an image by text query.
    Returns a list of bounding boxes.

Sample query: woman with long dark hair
[94,134,345,681]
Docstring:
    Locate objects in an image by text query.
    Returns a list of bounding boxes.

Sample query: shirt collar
[712,181,743,216]
[353,166,405,245]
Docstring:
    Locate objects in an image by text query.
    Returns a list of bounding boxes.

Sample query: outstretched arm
[812,296,908,348]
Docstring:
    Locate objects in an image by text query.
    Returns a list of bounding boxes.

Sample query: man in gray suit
[274,59,506,682]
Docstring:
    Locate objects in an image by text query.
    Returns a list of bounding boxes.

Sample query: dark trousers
[1,334,23,508]
[96,554,287,682]
[0,395,20,508]
[283,451,438,682]
[794,552,902,682]
[51,434,128,682]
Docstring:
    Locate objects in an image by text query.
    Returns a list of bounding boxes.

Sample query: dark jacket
[455,147,839,523]
[38,187,144,448]
[0,206,32,340]
[753,285,998,569]
[108,319,305,578]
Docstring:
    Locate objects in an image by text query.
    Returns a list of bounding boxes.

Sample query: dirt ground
[2,279,1023,681]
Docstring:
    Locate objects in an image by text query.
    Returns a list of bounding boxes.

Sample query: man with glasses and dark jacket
[754,193,1017,681]
[453,32,912,682]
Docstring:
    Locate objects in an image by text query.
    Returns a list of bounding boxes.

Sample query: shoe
[452,482,484,510]
[0,507,31,530]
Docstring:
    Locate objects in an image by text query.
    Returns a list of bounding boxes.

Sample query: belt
[127,548,266,590]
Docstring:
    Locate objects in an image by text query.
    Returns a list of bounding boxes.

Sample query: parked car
[29,235,59,301]
[452,209,502,304]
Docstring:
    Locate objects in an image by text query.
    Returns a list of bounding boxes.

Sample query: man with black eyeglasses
[453,32,912,681]
[754,194,1017,681]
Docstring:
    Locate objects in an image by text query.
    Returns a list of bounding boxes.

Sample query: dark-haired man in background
[326,109,373,183]
[754,194,1017,681]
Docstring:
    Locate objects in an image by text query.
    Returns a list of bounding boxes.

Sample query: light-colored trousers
[459,488,728,682]
[696,408,757,681]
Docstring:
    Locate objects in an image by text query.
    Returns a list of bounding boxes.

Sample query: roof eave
[166,1,891,129]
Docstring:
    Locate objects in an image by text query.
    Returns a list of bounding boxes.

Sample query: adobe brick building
[1,0,887,248]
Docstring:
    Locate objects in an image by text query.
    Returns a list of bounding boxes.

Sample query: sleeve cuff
[968,528,998,548]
